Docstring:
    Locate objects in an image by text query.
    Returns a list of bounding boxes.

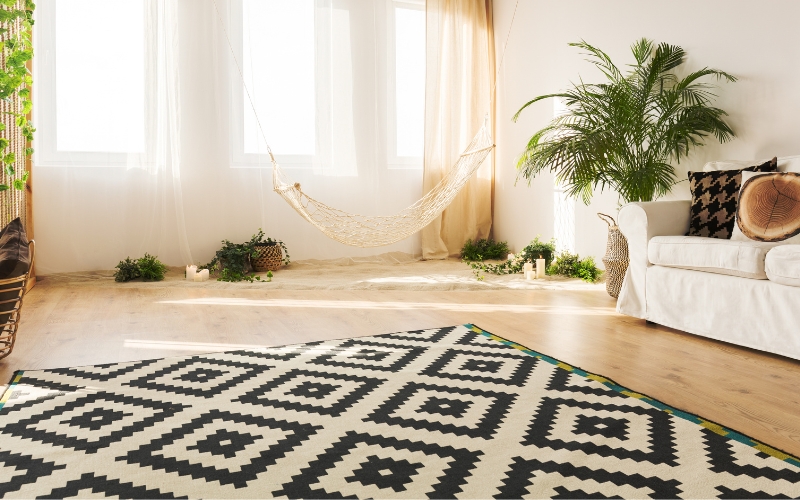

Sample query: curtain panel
[32,0,429,273]
[421,0,495,259]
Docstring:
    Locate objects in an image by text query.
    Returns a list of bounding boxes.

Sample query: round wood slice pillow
[737,172,800,241]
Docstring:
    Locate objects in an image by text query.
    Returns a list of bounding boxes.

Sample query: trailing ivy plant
[467,237,556,279]
[0,0,34,193]
[202,229,289,282]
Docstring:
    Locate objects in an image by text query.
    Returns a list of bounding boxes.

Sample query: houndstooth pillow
[688,157,777,239]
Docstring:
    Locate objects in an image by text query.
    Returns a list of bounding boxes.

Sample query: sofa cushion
[648,235,780,279]
[0,218,30,327]
[731,171,800,244]
[765,245,800,287]
[687,158,777,239]
[704,155,800,174]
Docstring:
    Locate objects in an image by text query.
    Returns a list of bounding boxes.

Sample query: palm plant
[513,38,736,203]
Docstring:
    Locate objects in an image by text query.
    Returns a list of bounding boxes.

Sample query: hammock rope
[213,0,518,248]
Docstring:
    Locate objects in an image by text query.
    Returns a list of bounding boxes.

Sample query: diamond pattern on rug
[0,324,798,498]
[237,368,385,417]
[117,409,320,489]
[273,431,482,498]
[125,356,270,398]
[47,359,159,382]
[0,391,185,454]
[421,347,538,386]
[309,339,425,372]
[367,381,515,439]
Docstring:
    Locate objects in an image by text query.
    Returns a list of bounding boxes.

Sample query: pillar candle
[199,269,210,281]
[536,258,546,279]
[186,265,197,281]
[526,270,535,280]
[194,272,203,282]
[523,262,533,274]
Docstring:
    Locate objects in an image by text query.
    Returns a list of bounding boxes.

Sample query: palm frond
[515,39,736,203]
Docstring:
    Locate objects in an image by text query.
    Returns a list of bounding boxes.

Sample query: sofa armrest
[616,200,691,319]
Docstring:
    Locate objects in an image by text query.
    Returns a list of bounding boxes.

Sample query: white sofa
[616,155,800,361]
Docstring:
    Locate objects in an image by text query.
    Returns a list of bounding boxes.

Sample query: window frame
[229,0,316,170]
[386,0,425,170]
[34,0,156,168]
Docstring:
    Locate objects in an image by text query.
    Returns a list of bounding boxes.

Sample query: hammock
[213,0,517,248]
[269,125,493,247]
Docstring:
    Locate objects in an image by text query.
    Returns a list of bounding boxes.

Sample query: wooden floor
[5,278,800,457]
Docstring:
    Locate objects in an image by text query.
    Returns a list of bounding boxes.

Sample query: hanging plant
[0,0,34,193]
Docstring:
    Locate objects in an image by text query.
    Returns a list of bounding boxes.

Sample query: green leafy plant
[547,252,602,283]
[114,254,167,282]
[468,237,556,278]
[0,0,34,194]
[202,229,288,282]
[137,253,168,281]
[514,38,736,204]
[460,238,511,262]
[113,257,140,283]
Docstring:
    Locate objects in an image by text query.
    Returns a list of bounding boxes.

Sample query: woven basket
[598,213,629,299]
[0,240,34,360]
[252,243,283,272]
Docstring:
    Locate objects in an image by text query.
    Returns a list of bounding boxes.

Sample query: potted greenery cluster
[463,237,602,283]
[513,39,736,293]
[202,229,289,282]
[514,38,736,204]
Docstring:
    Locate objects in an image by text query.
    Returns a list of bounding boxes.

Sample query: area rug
[1,325,799,498]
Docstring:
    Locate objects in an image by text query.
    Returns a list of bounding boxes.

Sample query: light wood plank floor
[5,279,800,457]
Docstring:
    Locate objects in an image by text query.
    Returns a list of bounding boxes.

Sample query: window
[231,0,426,171]
[36,0,152,166]
[391,1,425,164]
[241,0,315,157]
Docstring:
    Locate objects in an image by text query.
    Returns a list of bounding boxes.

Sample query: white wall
[492,0,800,264]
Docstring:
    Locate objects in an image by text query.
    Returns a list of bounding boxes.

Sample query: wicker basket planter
[598,213,629,299]
[252,243,283,272]
[0,240,34,360]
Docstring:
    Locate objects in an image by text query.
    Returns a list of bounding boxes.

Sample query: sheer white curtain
[32,0,425,274]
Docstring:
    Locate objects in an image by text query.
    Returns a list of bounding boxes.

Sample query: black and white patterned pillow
[687,157,778,239]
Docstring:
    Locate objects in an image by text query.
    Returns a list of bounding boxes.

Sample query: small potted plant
[202,229,290,282]
[251,229,290,272]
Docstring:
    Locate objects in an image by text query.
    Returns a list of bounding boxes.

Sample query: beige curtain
[421,0,495,260]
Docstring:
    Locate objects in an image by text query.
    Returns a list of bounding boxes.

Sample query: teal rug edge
[465,322,800,469]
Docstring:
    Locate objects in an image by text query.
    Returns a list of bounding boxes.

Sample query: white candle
[526,270,535,280]
[507,253,514,261]
[523,262,533,274]
[536,258,546,279]
[199,269,210,281]
[186,265,197,281]
[193,272,203,282]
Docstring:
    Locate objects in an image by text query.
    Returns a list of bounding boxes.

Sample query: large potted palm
[514,38,736,296]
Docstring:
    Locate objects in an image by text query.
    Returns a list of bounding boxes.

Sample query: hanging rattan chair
[0,239,34,360]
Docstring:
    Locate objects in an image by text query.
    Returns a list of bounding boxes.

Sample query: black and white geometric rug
[1,324,799,498]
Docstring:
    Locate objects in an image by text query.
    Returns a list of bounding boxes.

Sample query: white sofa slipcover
[648,236,778,279]
[617,200,800,361]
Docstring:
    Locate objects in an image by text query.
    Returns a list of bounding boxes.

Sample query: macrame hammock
[214,1,517,248]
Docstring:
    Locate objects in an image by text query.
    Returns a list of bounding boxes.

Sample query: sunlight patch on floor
[122,339,268,351]
[156,298,617,315]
